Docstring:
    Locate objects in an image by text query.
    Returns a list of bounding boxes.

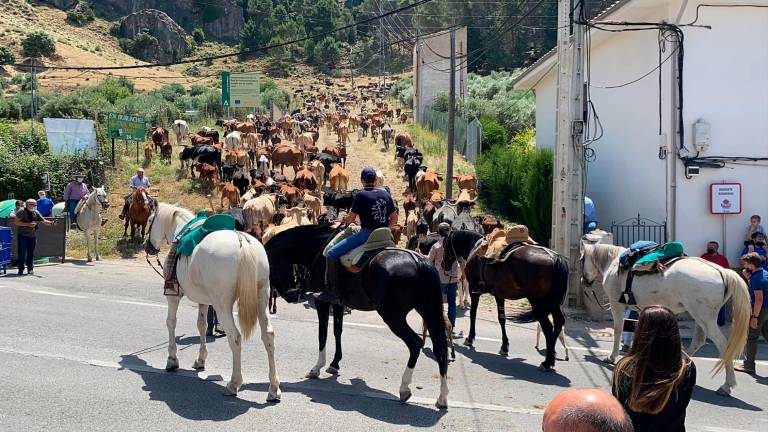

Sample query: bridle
[144,211,165,278]
[580,246,610,311]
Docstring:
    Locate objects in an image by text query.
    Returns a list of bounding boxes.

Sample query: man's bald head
[543,388,633,432]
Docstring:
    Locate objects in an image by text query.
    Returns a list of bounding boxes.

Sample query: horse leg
[535,304,557,371]
[123,217,129,237]
[606,304,626,363]
[327,304,345,373]
[685,324,707,356]
[85,229,93,262]
[551,307,567,361]
[307,300,331,378]
[495,296,509,356]
[94,228,101,261]
[165,295,181,371]
[691,311,736,396]
[382,313,424,405]
[258,285,281,401]
[192,304,209,370]
[217,307,243,396]
[463,292,481,347]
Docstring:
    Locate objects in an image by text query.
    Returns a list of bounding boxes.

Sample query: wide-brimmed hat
[71,173,85,179]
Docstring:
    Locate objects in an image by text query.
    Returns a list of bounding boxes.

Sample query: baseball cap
[361,167,377,183]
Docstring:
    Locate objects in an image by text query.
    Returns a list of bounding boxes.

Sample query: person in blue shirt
[119,168,152,221]
[741,232,768,270]
[584,196,598,234]
[316,167,397,304]
[36,191,55,217]
[736,253,768,374]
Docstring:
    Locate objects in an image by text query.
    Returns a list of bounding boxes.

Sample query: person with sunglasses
[14,198,53,275]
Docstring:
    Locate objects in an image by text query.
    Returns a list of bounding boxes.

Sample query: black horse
[443,229,568,371]
[263,225,450,408]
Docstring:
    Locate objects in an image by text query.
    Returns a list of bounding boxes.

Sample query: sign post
[221,71,260,109]
[107,113,146,166]
[711,182,742,257]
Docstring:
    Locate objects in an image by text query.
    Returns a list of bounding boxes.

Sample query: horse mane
[589,243,626,268]
[157,202,193,235]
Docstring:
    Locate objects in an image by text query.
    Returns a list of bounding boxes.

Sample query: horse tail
[235,233,262,340]
[714,268,750,375]
[506,255,569,323]
[417,259,448,373]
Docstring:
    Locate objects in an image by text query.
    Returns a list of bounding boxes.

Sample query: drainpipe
[667,2,688,241]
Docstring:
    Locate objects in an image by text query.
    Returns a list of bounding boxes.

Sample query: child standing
[745,215,766,251]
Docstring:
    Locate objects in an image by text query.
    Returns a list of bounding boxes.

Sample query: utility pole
[30,58,37,134]
[552,0,586,305]
[379,0,384,88]
[349,47,355,89]
[446,18,456,200]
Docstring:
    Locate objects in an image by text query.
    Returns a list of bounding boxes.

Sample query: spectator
[542,388,633,432]
[612,305,696,432]
[744,214,765,247]
[8,200,23,220]
[584,196,598,234]
[741,232,768,269]
[14,198,53,275]
[701,241,731,325]
[63,173,88,229]
[427,222,463,335]
[36,190,54,217]
[206,306,225,337]
[735,253,768,375]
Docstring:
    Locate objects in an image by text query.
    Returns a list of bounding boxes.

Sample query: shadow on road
[456,345,572,387]
[691,385,763,412]
[244,375,447,426]
[118,355,274,421]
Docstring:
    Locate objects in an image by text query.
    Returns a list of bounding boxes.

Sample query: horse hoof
[564,355,570,361]
[463,339,474,347]
[539,363,555,373]
[325,366,339,375]
[715,386,732,397]
[267,387,282,402]
[96,256,101,261]
[399,390,412,403]
[224,383,239,396]
[165,358,179,371]
[87,257,93,263]
[435,399,448,409]
[306,369,321,379]
[498,349,508,357]
[602,357,615,365]
[192,359,205,370]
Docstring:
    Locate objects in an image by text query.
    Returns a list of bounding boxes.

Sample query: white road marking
[113,300,166,308]
[23,289,86,299]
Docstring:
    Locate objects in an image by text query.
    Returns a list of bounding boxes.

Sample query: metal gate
[610,214,667,248]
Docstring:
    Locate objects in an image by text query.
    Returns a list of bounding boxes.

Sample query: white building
[412,27,468,123]
[514,0,768,266]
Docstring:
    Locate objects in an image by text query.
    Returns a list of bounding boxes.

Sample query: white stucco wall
[528,1,768,265]
[413,27,468,123]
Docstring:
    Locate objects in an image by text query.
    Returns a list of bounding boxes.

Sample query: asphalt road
[0,260,766,431]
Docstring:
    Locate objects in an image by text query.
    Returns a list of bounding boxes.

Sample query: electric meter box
[693,120,711,153]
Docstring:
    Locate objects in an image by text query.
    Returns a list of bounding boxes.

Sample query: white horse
[582,243,751,396]
[145,203,280,400]
[74,186,109,262]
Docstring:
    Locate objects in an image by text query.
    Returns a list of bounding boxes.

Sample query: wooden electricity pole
[446,19,457,200]
[553,0,586,305]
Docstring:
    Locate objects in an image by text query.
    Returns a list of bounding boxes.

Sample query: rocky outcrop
[90,0,244,42]
[119,9,188,63]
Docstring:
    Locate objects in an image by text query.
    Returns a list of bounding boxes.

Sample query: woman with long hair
[612,305,697,432]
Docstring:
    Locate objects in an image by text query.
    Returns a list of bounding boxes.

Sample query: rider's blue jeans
[326,230,371,259]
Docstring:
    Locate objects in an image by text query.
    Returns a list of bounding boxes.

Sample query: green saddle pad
[177,213,236,256]
[634,241,685,265]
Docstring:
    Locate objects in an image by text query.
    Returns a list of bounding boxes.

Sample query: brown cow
[475,214,504,234]
[421,200,436,229]
[394,131,413,148]
[328,163,350,192]
[456,188,475,204]
[405,210,419,240]
[271,145,303,175]
[302,189,322,224]
[189,133,214,147]
[151,126,169,152]
[293,165,318,192]
[218,182,241,209]
[429,190,445,204]
[195,162,218,189]
[416,171,442,201]
[295,132,314,155]
[242,193,279,233]
[399,112,407,124]
[454,175,478,193]
[308,160,325,192]
[390,224,403,245]
[223,120,257,134]
[403,193,417,216]
[143,143,153,168]
[280,183,301,208]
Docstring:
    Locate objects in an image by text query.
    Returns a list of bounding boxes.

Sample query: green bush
[476,129,552,244]
[109,23,121,38]
[22,31,57,59]
[0,47,15,65]
[192,28,206,45]
[66,1,95,26]
[480,116,508,150]
[313,37,341,69]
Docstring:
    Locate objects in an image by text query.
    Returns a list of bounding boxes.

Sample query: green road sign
[107,112,146,141]
[221,71,259,108]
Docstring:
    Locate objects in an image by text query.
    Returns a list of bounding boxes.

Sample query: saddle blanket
[324,225,396,270]
[474,225,535,260]
[176,213,236,256]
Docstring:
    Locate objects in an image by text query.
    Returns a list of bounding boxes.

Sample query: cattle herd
[140,78,502,254]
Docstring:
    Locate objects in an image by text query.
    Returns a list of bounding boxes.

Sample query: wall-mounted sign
[710,183,742,214]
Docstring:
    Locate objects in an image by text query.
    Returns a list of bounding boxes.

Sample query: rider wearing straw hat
[63,173,88,229]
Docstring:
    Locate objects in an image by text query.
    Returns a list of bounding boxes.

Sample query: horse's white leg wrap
[399,367,414,403]
[192,304,208,370]
[258,295,281,401]
[436,375,449,409]
[307,349,326,379]
[165,296,181,371]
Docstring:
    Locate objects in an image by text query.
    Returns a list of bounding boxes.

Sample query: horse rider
[63,173,88,229]
[316,167,398,305]
[119,168,152,221]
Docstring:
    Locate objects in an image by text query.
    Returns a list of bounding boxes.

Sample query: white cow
[225,131,243,151]
[172,120,189,146]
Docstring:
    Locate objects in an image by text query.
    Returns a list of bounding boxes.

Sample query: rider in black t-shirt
[317,167,397,304]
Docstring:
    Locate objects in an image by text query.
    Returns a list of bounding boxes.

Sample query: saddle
[474,225,536,261]
[324,226,396,272]
[618,241,686,305]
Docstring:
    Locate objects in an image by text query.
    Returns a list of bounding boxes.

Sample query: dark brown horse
[124,188,153,238]
[443,229,568,371]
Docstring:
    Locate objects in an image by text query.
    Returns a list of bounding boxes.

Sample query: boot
[163,244,180,296]
[316,258,342,305]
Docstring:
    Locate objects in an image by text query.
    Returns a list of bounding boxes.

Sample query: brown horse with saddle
[124,187,154,238]
[442,226,569,371]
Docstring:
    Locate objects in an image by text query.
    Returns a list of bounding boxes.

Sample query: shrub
[313,37,341,69]
[109,23,121,38]
[479,116,507,150]
[22,31,57,59]
[476,129,552,244]
[66,1,95,26]
[192,28,206,45]
[0,47,16,65]
[119,32,158,59]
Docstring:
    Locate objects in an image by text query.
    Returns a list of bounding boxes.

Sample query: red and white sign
[710,183,742,214]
